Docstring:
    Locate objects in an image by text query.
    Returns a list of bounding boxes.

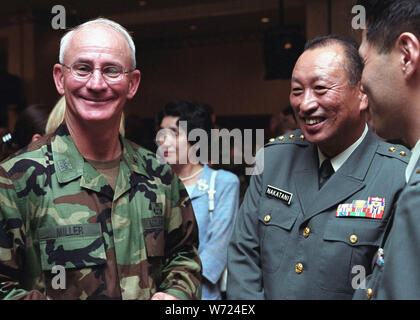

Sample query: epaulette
[265,130,308,148]
[376,142,411,164]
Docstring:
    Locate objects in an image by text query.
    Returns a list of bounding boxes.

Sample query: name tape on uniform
[336,197,385,219]
[265,185,293,206]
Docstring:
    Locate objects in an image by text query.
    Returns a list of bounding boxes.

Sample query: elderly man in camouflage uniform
[0,18,202,300]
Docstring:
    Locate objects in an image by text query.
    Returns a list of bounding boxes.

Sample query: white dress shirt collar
[318,124,369,172]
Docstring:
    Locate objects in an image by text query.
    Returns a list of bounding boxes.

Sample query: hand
[151,292,180,300]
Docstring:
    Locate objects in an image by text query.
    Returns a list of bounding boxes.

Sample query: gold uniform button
[278,136,285,141]
[303,227,311,238]
[400,151,407,157]
[300,134,305,140]
[389,147,396,152]
[269,138,275,143]
[350,234,358,244]
[295,263,304,274]
[289,134,295,139]
[264,215,271,223]
[366,288,373,299]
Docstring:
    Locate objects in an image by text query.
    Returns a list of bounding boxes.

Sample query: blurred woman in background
[156,100,240,300]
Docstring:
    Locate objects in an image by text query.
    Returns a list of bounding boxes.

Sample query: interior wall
[31,23,63,107]
[127,40,291,118]
[1,0,360,119]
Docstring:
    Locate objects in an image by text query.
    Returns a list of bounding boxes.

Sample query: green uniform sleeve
[227,168,265,299]
[369,181,420,299]
[0,166,46,300]
[158,174,202,300]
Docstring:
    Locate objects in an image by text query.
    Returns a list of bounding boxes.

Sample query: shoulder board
[376,142,411,163]
[265,130,308,148]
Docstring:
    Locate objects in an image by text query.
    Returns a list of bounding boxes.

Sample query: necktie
[319,159,334,189]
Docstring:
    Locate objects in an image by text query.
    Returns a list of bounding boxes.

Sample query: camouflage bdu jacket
[0,123,202,300]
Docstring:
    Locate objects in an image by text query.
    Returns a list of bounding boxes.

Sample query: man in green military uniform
[354,0,420,299]
[227,35,410,299]
[0,18,201,300]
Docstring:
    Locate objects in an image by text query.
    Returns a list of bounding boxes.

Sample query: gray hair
[59,18,136,69]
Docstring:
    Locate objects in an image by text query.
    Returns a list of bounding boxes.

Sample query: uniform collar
[406,139,420,183]
[318,124,368,172]
[52,122,150,186]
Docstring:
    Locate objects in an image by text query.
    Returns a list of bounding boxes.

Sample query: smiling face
[290,44,367,156]
[53,24,140,126]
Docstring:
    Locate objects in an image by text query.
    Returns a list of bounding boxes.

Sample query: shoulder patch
[265,130,308,148]
[376,142,411,164]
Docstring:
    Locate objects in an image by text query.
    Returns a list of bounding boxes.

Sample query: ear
[53,63,66,95]
[31,133,42,143]
[354,82,369,112]
[126,69,141,100]
[359,91,369,112]
[397,32,420,80]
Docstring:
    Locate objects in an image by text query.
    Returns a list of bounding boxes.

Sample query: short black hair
[359,0,420,53]
[156,100,213,138]
[304,34,363,87]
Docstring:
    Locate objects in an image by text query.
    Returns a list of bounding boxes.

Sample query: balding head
[59,18,136,69]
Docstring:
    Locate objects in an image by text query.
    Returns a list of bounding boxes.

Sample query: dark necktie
[319,159,334,189]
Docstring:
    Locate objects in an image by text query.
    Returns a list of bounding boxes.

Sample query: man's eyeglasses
[61,62,133,82]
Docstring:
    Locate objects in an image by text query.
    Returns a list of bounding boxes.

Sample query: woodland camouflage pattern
[0,122,202,300]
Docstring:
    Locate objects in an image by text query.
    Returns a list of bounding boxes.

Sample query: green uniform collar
[51,122,150,189]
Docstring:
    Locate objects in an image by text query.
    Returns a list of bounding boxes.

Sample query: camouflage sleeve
[0,166,46,300]
[158,174,202,300]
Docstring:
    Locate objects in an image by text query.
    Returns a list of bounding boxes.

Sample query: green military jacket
[353,154,420,300]
[227,129,409,299]
[0,123,202,300]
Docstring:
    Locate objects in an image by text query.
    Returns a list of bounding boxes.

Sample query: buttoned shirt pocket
[142,216,165,259]
[258,205,298,273]
[38,223,107,271]
[38,223,107,298]
[318,219,384,294]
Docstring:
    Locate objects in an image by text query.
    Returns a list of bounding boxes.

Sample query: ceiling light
[139,1,147,6]
[261,17,270,23]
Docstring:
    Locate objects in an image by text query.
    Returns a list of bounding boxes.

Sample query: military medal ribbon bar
[335,197,385,219]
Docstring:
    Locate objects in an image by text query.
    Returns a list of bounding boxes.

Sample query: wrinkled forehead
[299,47,344,71]
[64,24,131,65]
[292,46,347,82]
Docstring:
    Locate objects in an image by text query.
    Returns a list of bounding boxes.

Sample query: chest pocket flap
[323,219,384,246]
[258,205,298,231]
[38,223,106,271]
